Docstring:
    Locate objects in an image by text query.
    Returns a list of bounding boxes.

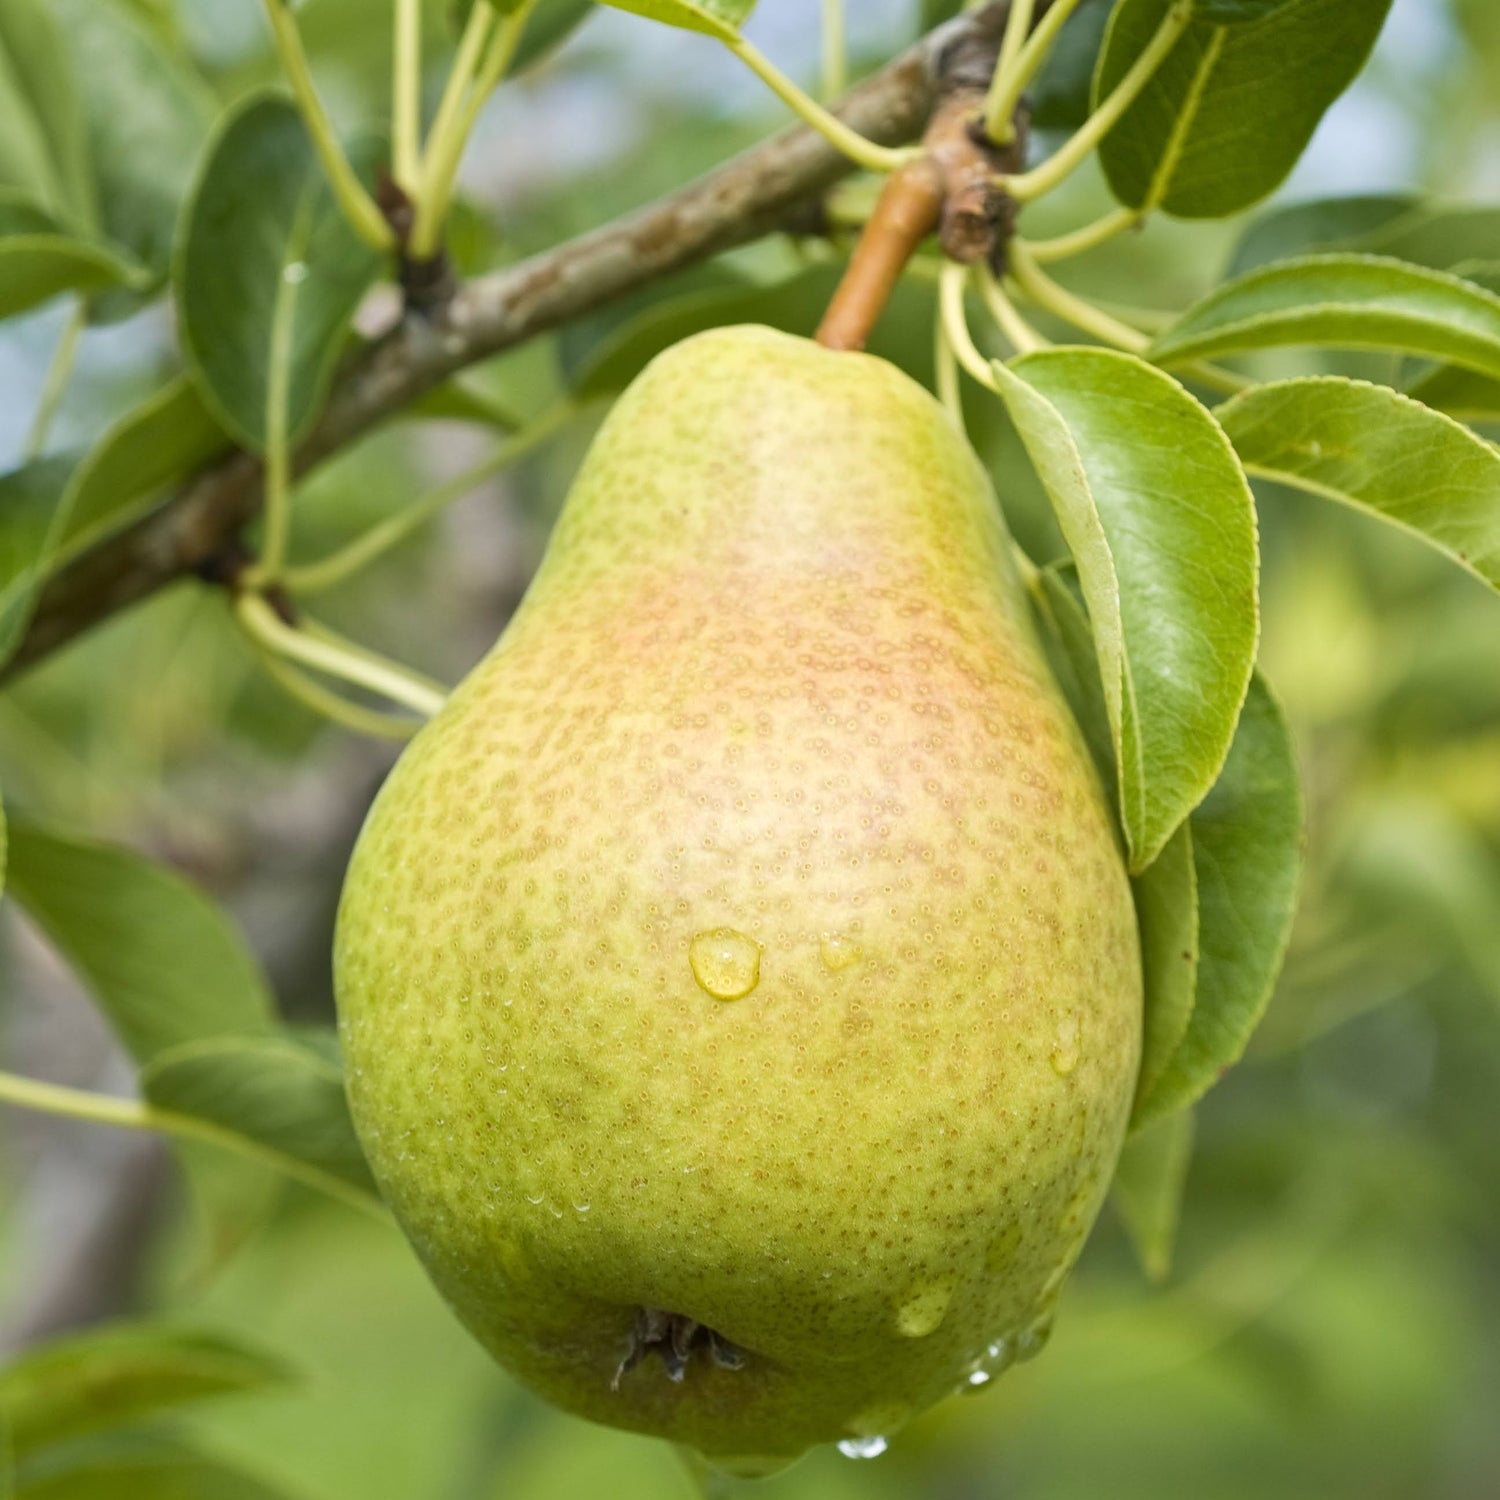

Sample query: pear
[334,326,1141,1470]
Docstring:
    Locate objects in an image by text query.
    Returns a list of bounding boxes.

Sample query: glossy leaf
[596,0,756,40]
[1028,563,1115,799]
[1134,676,1303,1127]
[1112,1108,1195,1282]
[1132,820,1199,1111]
[176,93,384,452]
[141,1031,377,1194]
[3,824,274,1067]
[0,0,94,223]
[52,0,214,312]
[1094,0,1392,218]
[1402,262,1500,420]
[993,347,1259,870]
[1030,568,1202,1102]
[1228,196,1500,278]
[1215,377,1500,592]
[0,194,145,320]
[1151,255,1500,381]
[0,1326,290,1461]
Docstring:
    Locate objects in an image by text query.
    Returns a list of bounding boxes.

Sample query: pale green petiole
[261,0,394,251]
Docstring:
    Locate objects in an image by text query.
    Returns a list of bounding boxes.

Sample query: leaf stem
[973,262,1048,356]
[935,310,963,426]
[262,0,395,251]
[0,1067,388,1220]
[393,0,423,190]
[821,0,847,102]
[1008,239,1151,352]
[412,0,539,259]
[939,261,1001,389]
[257,244,301,579]
[725,34,920,176]
[984,0,1088,143]
[1001,0,1192,203]
[283,402,572,595]
[251,645,425,740]
[1022,204,1143,263]
[234,592,449,718]
[25,299,86,461]
[983,0,1033,145]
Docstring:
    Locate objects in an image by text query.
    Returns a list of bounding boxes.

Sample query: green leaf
[1094,0,1392,218]
[1151,254,1500,381]
[1228,196,1500,278]
[1028,563,1115,796]
[0,0,95,224]
[595,0,756,41]
[1215,377,1500,593]
[992,347,1259,871]
[140,1031,377,1195]
[0,193,146,320]
[176,92,384,453]
[0,1325,290,1462]
[1133,675,1303,1127]
[1132,820,1199,1110]
[1195,0,1298,17]
[1029,0,1114,133]
[3,824,274,1068]
[51,0,215,315]
[1402,261,1500,420]
[0,378,227,672]
[1112,1108,1194,1282]
[17,1441,296,1500]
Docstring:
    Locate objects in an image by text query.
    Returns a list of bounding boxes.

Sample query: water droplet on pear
[689,928,761,1000]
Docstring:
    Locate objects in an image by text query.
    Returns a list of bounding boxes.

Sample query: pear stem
[816,156,943,351]
[815,73,1019,351]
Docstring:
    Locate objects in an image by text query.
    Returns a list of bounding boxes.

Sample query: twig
[816,7,1032,350]
[4,2,1021,683]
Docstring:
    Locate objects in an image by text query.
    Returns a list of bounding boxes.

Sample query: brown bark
[5,1,1038,681]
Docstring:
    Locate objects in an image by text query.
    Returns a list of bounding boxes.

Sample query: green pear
[334,326,1141,1471]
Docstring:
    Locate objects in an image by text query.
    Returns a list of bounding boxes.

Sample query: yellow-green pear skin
[334,327,1141,1467]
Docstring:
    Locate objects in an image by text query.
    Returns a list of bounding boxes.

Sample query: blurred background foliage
[2,1,1499,1496]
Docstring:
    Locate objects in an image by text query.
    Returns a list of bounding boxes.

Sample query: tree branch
[7,2,1022,681]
